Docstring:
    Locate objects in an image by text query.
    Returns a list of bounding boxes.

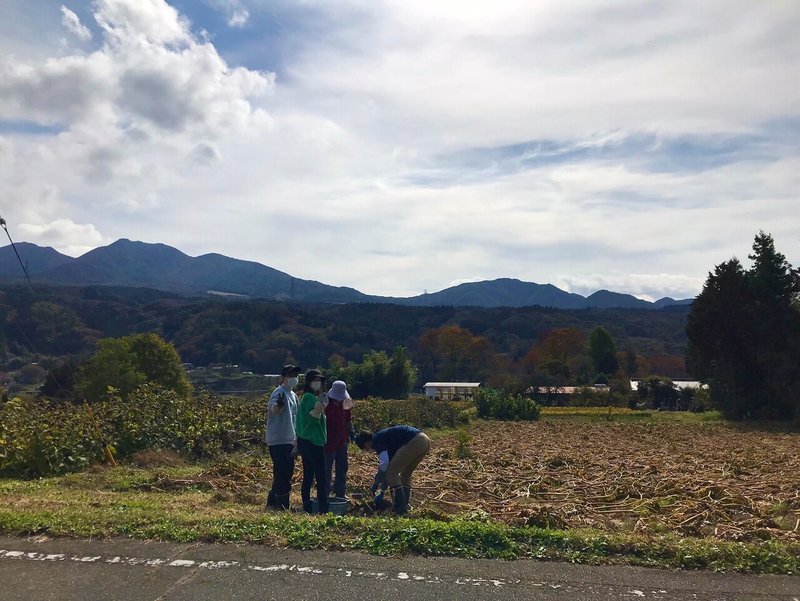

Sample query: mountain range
[0,240,693,310]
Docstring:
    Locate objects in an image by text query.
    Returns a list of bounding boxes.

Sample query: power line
[0,214,34,292]
[0,214,116,462]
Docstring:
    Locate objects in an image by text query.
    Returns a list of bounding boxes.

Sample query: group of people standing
[264,364,431,515]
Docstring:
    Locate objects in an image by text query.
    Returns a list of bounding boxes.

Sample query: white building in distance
[423,382,481,400]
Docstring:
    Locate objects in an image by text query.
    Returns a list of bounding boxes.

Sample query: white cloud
[555,274,706,302]
[18,218,106,256]
[1,0,273,131]
[60,5,92,41]
[93,0,190,46]
[1,0,799,300]
[444,277,491,289]
[205,0,249,28]
[228,9,249,28]
[0,0,274,248]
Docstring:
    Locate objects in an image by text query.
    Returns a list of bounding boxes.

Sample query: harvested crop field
[344,421,800,543]
[7,419,796,550]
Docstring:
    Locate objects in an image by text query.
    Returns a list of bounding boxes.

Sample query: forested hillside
[0,284,690,381]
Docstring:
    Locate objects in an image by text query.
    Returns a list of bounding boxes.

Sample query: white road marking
[2,549,785,597]
[0,548,517,588]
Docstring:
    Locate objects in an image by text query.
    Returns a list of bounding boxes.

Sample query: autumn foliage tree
[521,328,587,383]
[417,326,494,382]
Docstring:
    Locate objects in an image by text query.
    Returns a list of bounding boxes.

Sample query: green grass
[1,503,797,573]
[0,464,798,574]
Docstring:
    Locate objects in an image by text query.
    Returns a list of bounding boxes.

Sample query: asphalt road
[0,536,798,601]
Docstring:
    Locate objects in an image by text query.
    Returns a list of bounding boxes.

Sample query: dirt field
[130,418,800,544]
[342,421,800,542]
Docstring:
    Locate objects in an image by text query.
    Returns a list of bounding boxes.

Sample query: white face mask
[310,381,322,392]
[286,377,299,388]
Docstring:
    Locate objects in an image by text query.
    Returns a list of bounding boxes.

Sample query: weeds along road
[1,537,798,601]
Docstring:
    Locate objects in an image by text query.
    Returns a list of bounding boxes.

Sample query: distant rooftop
[630,380,705,391]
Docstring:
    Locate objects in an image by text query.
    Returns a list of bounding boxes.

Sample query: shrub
[569,387,613,407]
[104,385,220,457]
[77,333,192,403]
[352,397,465,432]
[476,388,540,421]
[637,376,680,410]
[453,429,473,459]
[0,396,105,477]
[103,385,269,459]
[0,386,263,477]
[691,387,711,413]
[0,387,470,477]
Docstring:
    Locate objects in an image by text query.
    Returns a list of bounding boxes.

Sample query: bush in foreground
[0,389,467,477]
[0,396,105,477]
[0,386,260,477]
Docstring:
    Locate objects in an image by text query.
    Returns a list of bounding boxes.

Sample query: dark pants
[325,442,349,498]
[298,437,328,514]
[267,444,295,509]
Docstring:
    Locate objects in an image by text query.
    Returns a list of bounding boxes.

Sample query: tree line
[687,232,800,421]
[5,232,795,421]
[0,285,689,385]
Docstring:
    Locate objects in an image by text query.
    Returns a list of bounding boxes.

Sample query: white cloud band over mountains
[1,0,798,300]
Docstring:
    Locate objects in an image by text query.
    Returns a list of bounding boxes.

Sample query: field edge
[0,508,797,575]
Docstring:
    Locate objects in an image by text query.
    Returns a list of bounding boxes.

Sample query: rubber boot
[265,490,276,510]
[276,492,291,511]
[391,485,408,516]
[303,500,313,514]
[402,486,412,508]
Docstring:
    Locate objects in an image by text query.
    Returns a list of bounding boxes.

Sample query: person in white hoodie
[265,364,300,510]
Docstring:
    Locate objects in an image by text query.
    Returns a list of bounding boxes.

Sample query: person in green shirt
[295,369,328,514]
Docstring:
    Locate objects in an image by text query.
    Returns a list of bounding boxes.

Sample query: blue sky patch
[0,120,64,135]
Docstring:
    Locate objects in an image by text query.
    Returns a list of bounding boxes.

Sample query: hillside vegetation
[0,285,689,379]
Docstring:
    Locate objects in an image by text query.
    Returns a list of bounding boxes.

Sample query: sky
[1,0,799,301]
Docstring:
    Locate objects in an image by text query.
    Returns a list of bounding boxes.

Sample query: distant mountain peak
[0,242,74,277]
[0,240,695,309]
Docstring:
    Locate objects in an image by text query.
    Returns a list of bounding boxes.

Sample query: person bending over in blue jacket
[355,425,431,515]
